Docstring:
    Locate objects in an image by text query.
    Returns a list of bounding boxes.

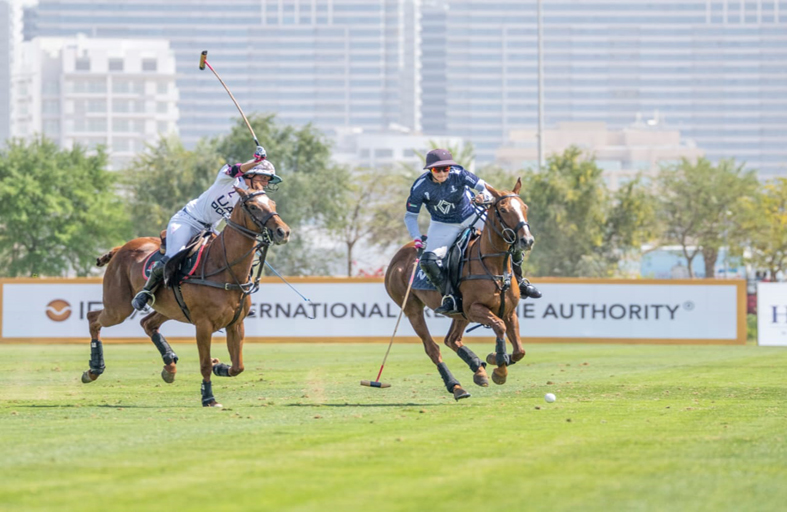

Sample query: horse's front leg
[213,321,245,378]
[503,311,525,364]
[140,311,178,383]
[443,317,489,387]
[195,322,221,408]
[466,303,509,385]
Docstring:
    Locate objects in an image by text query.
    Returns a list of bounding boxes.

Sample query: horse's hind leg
[443,318,489,387]
[140,312,178,383]
[82,306,131,383]
[407,304,470,401]
[212,321,244,378]
[466,303,510,385]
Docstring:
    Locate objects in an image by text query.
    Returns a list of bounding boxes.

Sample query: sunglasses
[431,166,451,174]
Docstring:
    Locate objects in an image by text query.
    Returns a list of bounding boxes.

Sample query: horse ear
[234,186,248,198]
[485,183,502,198]
[513,177,522,195]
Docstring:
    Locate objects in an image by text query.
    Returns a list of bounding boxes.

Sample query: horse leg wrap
[437,362,461,394]
[151,332,178,365]
[88,339,105,375]
[201,380,215,406]
[212,363,232,377]
[457,346,486,372]
[495,337,512,366]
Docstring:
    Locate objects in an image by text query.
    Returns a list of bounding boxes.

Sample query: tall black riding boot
[420,252,459,315]
[132,257,168,310]
[512,256,542,300]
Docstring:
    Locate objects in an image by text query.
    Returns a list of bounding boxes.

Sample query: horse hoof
[161,366,176,384]
[512,352,526,363]
[473,368,489,387]
[211,358,221,365]
[492,367,508,385]
[203,400,223,408]
[453,386,471,401]
[81,370,98,384]
[486,353,496,366]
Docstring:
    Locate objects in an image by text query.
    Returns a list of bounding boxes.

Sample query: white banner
[757,282,787,346]
[1,279,744,343]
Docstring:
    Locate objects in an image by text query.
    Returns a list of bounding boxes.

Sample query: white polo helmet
[243,160,282,185]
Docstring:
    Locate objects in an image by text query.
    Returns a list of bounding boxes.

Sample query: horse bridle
[225,190,279,245]
[486,194,530,250]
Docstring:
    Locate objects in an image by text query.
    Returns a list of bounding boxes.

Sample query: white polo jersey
[181,164,249,228]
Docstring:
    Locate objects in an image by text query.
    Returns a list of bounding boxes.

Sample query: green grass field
[1,342,785,512]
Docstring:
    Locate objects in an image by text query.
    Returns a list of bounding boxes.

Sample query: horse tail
[96,247,121,267]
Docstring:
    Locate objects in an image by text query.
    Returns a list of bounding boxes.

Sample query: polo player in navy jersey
[404,148,541,315]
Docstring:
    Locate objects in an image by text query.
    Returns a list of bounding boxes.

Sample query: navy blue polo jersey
[406,167,480,223]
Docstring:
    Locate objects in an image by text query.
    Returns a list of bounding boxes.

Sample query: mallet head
[360,380,391,389]
[199,50,208,70]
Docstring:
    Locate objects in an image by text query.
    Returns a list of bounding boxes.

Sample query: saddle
[413,227,480,302]
[444,227,479,309]
[143,230,216,287]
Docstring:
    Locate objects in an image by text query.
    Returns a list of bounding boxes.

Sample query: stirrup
[435,295,459,315]
[132,290,155,310]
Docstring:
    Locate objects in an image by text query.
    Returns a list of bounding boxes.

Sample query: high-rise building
[422,0,787,175]
[13,36,179,169]
[0,0,23,146]
[32,0,421,149]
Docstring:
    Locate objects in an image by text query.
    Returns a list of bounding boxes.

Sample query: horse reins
[461,194,529,319]
[179,190,279,326]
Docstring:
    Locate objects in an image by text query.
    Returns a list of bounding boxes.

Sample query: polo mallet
[199,50,260,147]
[263,261,316,319]
[361,256,421,389]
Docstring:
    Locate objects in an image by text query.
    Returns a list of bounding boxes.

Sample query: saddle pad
[411,267,437,291]
[142,245,207,281]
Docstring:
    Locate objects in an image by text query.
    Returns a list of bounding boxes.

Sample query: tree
[517,147,655,277]
[123,135,224,238]
[333,167,411,276]
[0,137,132,276]
[740,178,787,279]
[213,115,351,275]
[656,158,758,278]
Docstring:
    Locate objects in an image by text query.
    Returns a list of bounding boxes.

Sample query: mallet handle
[200,51,260,147]
[374,257,420,382]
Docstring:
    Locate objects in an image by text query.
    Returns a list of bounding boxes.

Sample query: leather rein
[460,194,529,317]
[175,190,278,326]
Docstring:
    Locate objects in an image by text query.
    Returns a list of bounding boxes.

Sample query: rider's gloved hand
[254,146,266,162]
[414,237,425,258]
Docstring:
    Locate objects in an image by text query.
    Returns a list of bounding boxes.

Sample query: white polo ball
[544,393,556,403]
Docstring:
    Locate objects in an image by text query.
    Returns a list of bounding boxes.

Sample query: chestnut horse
[82,187,290,407]
[384,179,534,400]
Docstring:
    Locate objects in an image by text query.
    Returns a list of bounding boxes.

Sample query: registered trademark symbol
[683,301,695,311]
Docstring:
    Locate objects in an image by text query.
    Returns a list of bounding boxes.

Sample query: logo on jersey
[435,199,455,215]
[451,186,457,193]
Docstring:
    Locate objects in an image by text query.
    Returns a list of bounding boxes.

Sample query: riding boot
[420,252,459,315]
[132,257,169,311]
[512,255,542,300]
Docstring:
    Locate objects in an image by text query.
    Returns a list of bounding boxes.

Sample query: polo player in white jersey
[131,146,282,311]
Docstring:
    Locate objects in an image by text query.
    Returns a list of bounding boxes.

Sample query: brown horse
[384,178,534,400]
[82,187,290,407]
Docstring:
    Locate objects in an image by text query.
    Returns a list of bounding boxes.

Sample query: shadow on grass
[17,404,175,409]
[285,403,447,408]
